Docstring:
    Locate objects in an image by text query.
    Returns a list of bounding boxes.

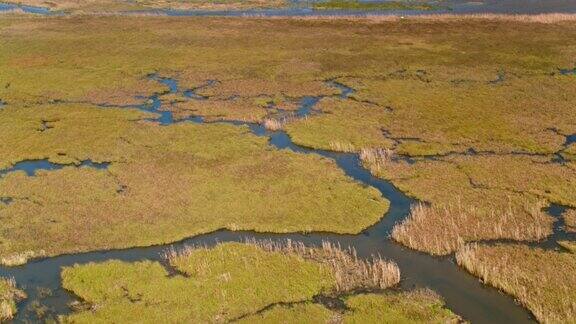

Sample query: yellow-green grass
[313,0,437,11]
[343,290,462,323]
[456,244,576,323]
[61,242,401,323]
[559,241,576,253]
[240,290,462,323]
[227,240,400,292]
[2,16,576,111]
[168,96,285,123]
[0,278,26,322]
[0,104,388,265]
[61,242,458,323]
[287,76,576,156]
[61,242,335,323]
[1,15,576,258]
[358,153,576,254]
[237,303,336,323]
[285,98,396,152]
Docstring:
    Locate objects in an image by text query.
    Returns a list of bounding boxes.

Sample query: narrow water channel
[0,75,541,324]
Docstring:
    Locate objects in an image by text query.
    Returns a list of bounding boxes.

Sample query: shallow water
[565,134,576,146]
[0,159,109,177]
[0,75,546,323]
[2,0,576,16]
[0,2,51,14]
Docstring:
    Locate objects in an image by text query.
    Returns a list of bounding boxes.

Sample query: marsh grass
[263,114,299,131]
[0,104,388,265]
[328,141,356,153]
[62,242,336,322]
[359,148,395,172]
[1,250,46,266]
[343,289,463,323]
[392,200,551,255]
[563,208,576,232]
[165,239,400,293]
[558,241,576,253]
[313,0,436,11]
[456,244,576,323]
[0,277,26,321]
[284,13,576,24]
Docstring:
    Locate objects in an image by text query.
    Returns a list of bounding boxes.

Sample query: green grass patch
[61,242,336,323]
[62,242,459,323]
[240,289,462,323]
[343,290,462,323]
[313,0,437,11]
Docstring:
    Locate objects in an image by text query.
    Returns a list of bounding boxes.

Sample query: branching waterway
[0,74,555,323]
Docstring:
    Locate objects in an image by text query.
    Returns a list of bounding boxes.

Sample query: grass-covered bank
[312,0,437,11]
[0,277,26,321]
[61,242,461,323]
[456,244,576,323]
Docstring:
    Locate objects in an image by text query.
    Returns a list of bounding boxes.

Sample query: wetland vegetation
[61,241,460,323]
[0,277,25,321]
[456,244,576,323]
[0,12,575,323]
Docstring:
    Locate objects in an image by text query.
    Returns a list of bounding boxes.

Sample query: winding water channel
[0,75,559,323]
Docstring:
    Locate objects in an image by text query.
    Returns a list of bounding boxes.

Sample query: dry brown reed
[359,148,395,172]
[1,250,46,267]
[262,114,299,131]
[0,277,26,321]
[392,199,551,255]
[329,141,356,153]
[456,243,576,323]
[165,240,400,293]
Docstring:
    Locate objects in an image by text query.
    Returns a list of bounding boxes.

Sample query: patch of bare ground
[456,244,576,323]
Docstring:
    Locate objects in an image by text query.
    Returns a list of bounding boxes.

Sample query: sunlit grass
[241,289,463,323]
[313,0,437,11]
[456,243,576,323]
[0,277,26,322]
[0,104,389,265]
[61,242,336,323]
